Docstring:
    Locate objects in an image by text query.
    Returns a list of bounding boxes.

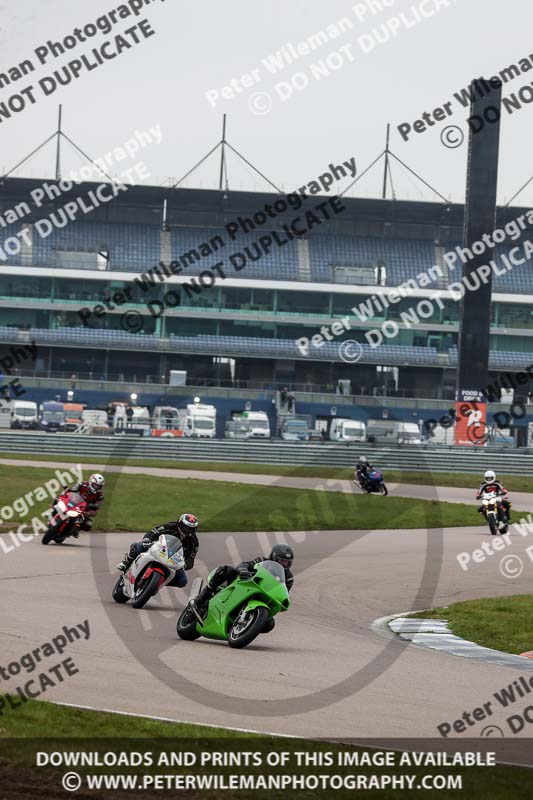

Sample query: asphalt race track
[2,461,533,754]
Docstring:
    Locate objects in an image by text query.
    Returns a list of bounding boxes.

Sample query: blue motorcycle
[355,469,388,496]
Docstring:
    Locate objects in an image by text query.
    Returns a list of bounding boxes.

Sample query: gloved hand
[238,567,252,579]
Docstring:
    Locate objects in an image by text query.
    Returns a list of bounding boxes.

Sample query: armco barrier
[0,431,531,475]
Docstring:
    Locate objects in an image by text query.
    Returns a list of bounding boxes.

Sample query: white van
[11,400,38,430]
[131,406,151,431]
[238,411,271,438]
[329,418,366,442]
[82,410,109,432]
[366,420,422,445]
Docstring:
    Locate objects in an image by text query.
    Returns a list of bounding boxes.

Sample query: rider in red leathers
[59,473,105,533]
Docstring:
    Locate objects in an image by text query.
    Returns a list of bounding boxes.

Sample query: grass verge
[0,450,529,491]
[0,464,480,533]
[411,595,533,655]
[0,699,531,799]
[0,465,474,533]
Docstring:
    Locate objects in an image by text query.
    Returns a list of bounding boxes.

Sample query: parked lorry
[10,400,38,430]
[39,401,66,432]
[63,402,86,432]
[178,403,216,438]
[366,420,421,445]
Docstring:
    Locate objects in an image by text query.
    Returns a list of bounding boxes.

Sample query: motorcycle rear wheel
[176,606,202,640]
[228,606,270,649]
[132,571,161,609]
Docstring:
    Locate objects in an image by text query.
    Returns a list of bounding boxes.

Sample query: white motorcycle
[480,490,509,536]
[112,534,185,609]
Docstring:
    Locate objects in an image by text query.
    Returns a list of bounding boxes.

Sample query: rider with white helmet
[355,455,374,489]
[476,470,511,521]
[58,473,105,535]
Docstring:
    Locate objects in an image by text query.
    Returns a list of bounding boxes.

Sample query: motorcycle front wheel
[228,606,270,649]
[176,606,202,640]
[42,526,58,545]
[488,514,499,535]
[112,576,129,604]
[131,571,161,609]
[380,482,388,496]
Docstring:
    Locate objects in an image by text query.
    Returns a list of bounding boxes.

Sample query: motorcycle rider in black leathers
[355,456,374,490]
[116,513,199,588]
[190,543,294,632]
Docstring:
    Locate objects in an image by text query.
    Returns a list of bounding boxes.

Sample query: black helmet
[269,543,293,569]
[177,513,198,536]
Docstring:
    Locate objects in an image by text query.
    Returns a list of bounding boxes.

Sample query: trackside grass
[0,465,473,532]
[0,452,530,491]
[0,699,531,799]
[412,595,533,655]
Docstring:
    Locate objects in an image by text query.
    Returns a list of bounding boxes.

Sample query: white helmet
[358,456,368,465]
[484,470,496,482]
[89,473,105,492]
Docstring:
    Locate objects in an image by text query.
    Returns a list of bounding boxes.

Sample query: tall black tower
[456,79,502,395]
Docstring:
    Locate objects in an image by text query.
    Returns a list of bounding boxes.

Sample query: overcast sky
[0,0,532,206]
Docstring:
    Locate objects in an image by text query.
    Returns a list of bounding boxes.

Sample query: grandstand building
[1,177,532,406]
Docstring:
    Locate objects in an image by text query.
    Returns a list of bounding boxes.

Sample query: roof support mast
[55,105,62,181]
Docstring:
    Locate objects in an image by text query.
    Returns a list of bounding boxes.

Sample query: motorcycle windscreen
[160,534,184,567]
[259,560,286,583]
[66,491,84,507]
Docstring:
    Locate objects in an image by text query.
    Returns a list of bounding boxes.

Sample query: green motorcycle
[176,560,290,649]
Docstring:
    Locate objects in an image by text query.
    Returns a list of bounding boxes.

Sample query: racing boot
[190,585,215,622]
[116,552,134,573]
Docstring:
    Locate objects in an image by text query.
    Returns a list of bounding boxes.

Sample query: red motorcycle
[42,490,88,545]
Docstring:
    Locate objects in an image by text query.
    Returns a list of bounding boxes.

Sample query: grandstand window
[53,279,109,302]
[495,303,533,328]
[332,294,360,315]
[0,275,52,299]
[182,285,219,308]
[219,320,275,338]
[277,290,329,315]
[221,288,252,309]
[250,288,274,310]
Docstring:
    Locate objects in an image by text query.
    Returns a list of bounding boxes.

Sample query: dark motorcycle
[41,490,87,544]
[355,469,388,496]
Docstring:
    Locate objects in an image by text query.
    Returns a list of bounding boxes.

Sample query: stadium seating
[170,227,300,280]
[309,235,438,285]
[444,242,533,294]
[30,221,161,271]
[448,346,533,370]
[0,222,23,265]
[24,326,438,365]
[1,217,532,293]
